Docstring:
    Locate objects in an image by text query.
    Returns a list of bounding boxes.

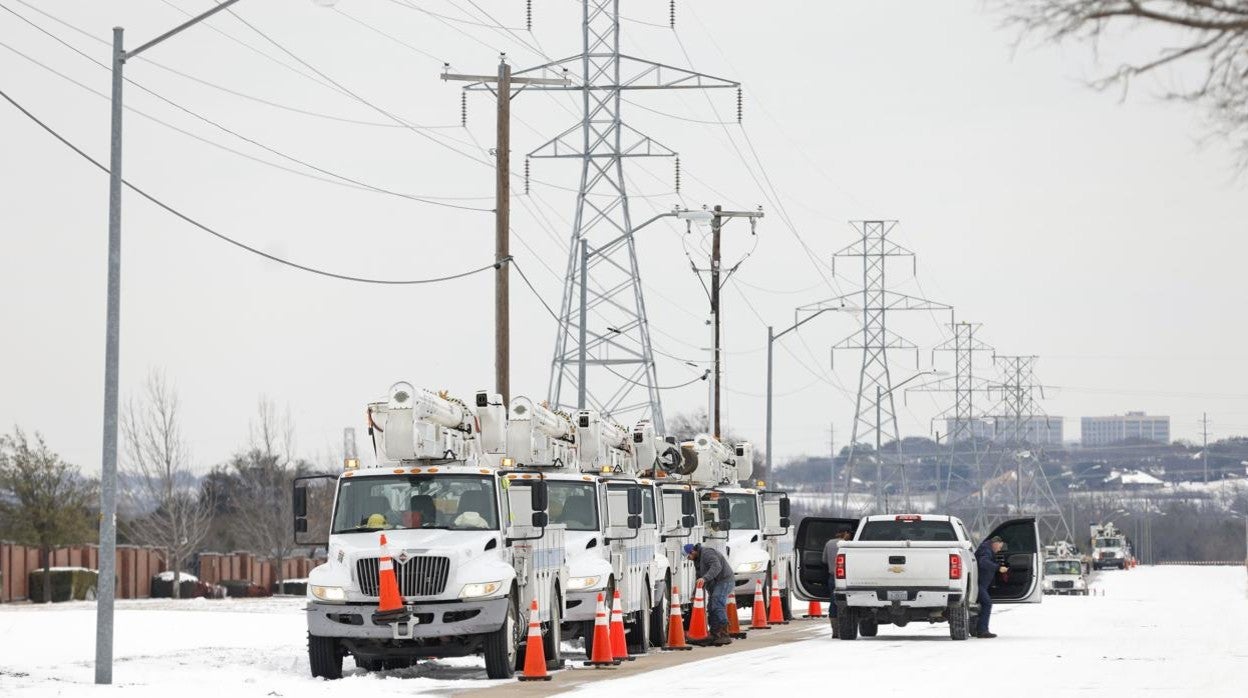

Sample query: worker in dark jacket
[684,543,734,645]
[974,536,1008,639]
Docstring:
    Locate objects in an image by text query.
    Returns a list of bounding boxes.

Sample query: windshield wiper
[335,525,393,534]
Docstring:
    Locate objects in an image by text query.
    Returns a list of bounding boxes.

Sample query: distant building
[1081,412,1170,447]
[943,415,1063,446]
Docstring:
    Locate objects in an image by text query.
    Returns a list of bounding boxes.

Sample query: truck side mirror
[681,491,696,516]
[293,485,308,518]
[627,514,642,530]
[531,511,549,528]
[779,496,791,518]
[780,517,791,529]
[530,480,549,512]
[627,487,642,516]
[682,514,696,529]
[295,518,308,533]
[716,496,731,531]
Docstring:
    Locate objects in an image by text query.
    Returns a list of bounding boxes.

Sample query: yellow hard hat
[366,513,387,529]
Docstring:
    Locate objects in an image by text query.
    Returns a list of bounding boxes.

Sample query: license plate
[887,590,907,601]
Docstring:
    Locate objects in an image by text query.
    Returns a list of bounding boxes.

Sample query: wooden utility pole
[691,206,763,439]
[442,58,567,404]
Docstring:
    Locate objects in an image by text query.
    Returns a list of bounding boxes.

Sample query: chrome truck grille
[355,556,450,597]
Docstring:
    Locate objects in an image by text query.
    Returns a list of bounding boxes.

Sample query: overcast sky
[3,0,1248,474]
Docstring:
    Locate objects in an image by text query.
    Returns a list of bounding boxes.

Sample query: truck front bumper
[733,570,767,595]
[564,589,607,622]
[306,598,508,639]
[837,587,961,608]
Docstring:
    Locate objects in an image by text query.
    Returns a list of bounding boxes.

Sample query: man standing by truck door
[685,543,733,645]
[974,536,1008,639]
[824,531,851,636]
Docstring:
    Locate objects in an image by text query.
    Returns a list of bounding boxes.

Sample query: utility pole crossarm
[465,55,739,91]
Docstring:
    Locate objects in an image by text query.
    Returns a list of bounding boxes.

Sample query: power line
[0,86,501,286]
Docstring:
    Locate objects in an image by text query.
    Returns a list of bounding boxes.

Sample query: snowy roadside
[567,566,1248,697]
[1,568,1245,697]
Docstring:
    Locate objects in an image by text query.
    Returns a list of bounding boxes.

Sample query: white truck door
[984,517,1043,604]
[792,516,859,601]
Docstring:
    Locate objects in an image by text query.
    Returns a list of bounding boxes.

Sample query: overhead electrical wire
[0,86,500,286]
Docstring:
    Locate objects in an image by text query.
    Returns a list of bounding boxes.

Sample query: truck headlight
[735,561,766,574]
[310,585,346,602]
[567,575,603,591]
[459,581,504,599]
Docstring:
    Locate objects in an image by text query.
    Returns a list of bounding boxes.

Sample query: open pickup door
[983,517,1043,604]
[792,516,859,601]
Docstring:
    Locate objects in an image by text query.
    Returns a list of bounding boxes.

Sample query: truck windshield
[857,519,957,542]
[1045,560,1082,575]
[332,475,498,533]
[724,494,759,530]
[548,481,599,531]
[1095,537,1122,548]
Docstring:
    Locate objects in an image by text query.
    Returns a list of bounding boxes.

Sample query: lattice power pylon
[504,1,738,431]
[800,221,949,515]
[909,321,993,512]
[974,355,1073,542]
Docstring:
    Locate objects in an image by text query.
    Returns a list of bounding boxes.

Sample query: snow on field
[576,566,1248,697]
[0,567,1245,697]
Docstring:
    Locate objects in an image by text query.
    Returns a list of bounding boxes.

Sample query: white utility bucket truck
[294,384,566,680]
[676,434,795,618]
[504,397,671,654]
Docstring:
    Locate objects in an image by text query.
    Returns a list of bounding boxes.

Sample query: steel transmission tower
[974,355,1073,543]
[800,221,949,514]
[506,1,738,430]
[909,321,993,511]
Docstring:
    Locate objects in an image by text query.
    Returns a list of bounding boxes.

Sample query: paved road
[455,617,827,697]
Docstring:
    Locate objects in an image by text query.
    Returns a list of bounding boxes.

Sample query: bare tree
[228,398,303,589]
[120,371,213,599]
[1000,1,1248,164]
[0,428,96,602]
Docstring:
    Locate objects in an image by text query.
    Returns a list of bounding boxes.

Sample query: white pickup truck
[793,514,1041,640]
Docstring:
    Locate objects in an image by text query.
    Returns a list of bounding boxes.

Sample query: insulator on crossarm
[736,87,743,123]
[674,155,681,194]
[524,156,531,195]
[460,91,467,127]
[670,0,676,29]
[526,0,532,31]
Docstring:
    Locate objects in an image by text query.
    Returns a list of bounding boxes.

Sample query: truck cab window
[547,481,599,531]
[331,475,498,533]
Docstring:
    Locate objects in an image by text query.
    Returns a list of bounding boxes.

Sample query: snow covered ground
[0,566,1245,697]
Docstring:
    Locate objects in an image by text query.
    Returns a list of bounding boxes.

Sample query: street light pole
[97,0,244,685]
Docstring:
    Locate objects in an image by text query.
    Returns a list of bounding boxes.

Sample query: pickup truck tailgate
[840,542,960,587]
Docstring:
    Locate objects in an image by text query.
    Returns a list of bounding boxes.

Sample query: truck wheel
[948,602,969,641]
[307,634,343,680]
[649,579,670,648]
[543,590,564,671]
[836,606,858,640]
[483,596,519,680]
[626,585,651,655]
[859,617,878,637]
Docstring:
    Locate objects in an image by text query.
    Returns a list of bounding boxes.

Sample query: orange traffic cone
[371,534,409,625]
[687,580,710,643]
[609,588,634,661]
[518,598,553,682]
[583,592,618,667]
[663,585,691,651]
[726,593,747,639]
[750,578,769,630]
[803,600,825,619]
[768,573,788,625]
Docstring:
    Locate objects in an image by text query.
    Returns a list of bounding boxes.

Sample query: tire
[354,656,383,672]
[308,634,343,680]
[780,567,793,621]
[626,583,651,655]
[649,579,670,648]
[859,617,878,637]
[483,595,519,680]
[836,606,858,640]
[543,589,564,671]
[948,602,969,641]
